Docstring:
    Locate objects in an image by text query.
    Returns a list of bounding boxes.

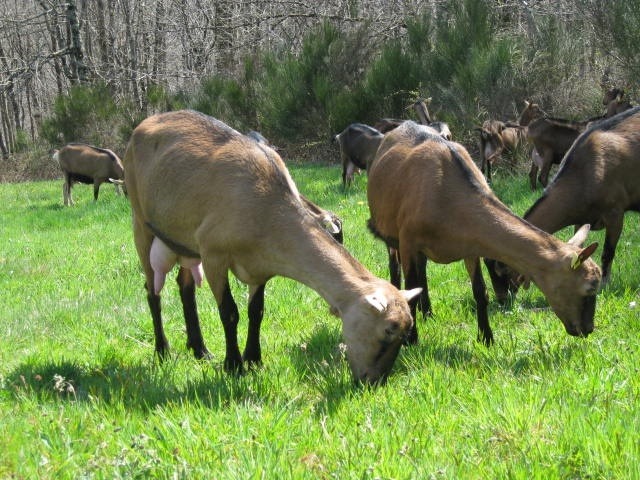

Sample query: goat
[521,105,640,286]
[603,88,633,118]
[526,116,587,189]
[53,143,125,206]
[123,110,421,384]
[412,98,452,140]
[366,120,601,345]
[334,123,384,189]
[475,120,527,183]
[522,98,632,190]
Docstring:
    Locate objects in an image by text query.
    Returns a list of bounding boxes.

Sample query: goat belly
[68,173,94,184]
[150,237,203,294]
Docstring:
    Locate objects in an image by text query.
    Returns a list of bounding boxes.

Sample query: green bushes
[41,83,120,146]
[37,0,623,158]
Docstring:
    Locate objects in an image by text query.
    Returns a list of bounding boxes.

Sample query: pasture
[1,164,639,479]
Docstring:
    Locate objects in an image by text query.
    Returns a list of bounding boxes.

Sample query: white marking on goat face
[341,286,419,384]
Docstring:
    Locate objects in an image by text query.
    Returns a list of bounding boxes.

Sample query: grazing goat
[523,106,640,286]
[334,123,384,188]
[366,121,601,345]
[53,143,125,206]
[476,120,527,183]
[123,110,421,384]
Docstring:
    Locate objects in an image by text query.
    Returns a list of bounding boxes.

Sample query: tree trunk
[66,0,88,83]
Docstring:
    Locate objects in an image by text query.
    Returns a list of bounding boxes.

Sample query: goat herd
[51,88,639,384]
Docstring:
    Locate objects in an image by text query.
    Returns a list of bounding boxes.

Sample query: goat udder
[150,237,203,294]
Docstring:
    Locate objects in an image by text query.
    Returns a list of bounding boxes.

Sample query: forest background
[1,0,639,180]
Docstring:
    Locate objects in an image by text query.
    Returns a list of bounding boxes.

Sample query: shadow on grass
[288,324,363,415]
[400,331,584,378]
[28,201,65,212]
[5,356,284,412]
[5,325,360,414]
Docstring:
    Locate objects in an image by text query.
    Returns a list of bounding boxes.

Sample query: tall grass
[1,163,639,479]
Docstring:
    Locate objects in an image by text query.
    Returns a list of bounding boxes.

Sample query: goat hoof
[223,356,244,375]
[478,333,494,347]
[155,345,170,363]
[243,358,263,371]
[193,348,213,361]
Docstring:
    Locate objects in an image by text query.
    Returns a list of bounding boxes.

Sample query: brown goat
[53,143,125,206]
[476,120,527,182]
[603,88,633,118]
[367,121,601,345]
[517,100,546,126]
[523,105,640,286]
[521,98,633,189]
[124,110,421,384]
[526,116,587,189]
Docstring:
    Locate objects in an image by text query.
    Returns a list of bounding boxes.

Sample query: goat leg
[243,284,265,366]
[218,281,244,373]
[529,162,539,190]
[538,159,553,188]
[465,257,493,346]
[93,180,101,201]
[388,247,402,289]
[146,286,170,360]
[402,254,429,345]
[483,258,518,305]
[414,252,431,316]
[601,213,624,286]
[176,267,211,360]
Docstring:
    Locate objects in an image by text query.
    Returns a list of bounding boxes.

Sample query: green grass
[1,164,639,479]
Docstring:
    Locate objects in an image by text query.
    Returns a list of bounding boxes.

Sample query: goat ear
[321,215,341,235]
[567,224,591,246]
[365,291,388,313]
[570,242,599,270]
[401,288,422,303]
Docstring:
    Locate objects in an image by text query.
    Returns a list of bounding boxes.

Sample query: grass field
[1,162,639,479]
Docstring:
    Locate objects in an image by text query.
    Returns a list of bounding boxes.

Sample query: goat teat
[149,236,203,295]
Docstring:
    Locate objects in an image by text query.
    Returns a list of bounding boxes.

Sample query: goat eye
[385,322,399,338]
